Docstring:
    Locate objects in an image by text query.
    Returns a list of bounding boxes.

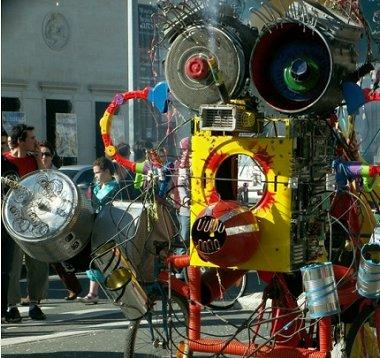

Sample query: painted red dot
[185,56,209,80]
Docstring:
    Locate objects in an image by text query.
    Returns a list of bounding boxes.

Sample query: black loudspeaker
[250,2,363,115]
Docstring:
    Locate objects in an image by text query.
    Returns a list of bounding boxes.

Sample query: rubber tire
[345,304,379,358]
[124,290,192,357]
[208,273,247,310]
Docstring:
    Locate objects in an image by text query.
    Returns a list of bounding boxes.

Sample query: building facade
[2,0,158,164]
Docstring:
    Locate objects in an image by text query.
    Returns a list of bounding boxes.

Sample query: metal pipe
[127,0,139,160]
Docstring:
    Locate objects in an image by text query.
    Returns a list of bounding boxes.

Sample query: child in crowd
[78,157,119,304]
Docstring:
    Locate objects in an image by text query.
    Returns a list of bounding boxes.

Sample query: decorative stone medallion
[42,12,70,50]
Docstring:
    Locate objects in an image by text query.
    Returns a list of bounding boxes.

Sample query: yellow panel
[190,125,295,272]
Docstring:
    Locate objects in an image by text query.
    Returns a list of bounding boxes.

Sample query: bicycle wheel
[345,304,380,358]
[208,272,247,310]
[124,289,192,357]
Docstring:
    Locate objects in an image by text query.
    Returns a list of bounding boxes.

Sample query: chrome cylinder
[2,170,94,262]
[357,243,380,299]
[301,262,340,319]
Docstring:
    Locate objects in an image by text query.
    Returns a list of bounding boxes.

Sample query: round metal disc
[165,25,245,110]
[2,169,78,241]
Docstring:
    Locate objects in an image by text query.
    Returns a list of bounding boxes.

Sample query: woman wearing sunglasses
[38,141,83,301]
[39,141,57,169]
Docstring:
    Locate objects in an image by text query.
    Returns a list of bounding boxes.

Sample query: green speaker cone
[283,57,319,93]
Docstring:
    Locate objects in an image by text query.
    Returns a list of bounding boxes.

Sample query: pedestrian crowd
[1,124,190,323]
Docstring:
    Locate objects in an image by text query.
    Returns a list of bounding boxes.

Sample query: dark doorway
[45,99,74,166]
[1,97,22,135]
[2,97,21,112]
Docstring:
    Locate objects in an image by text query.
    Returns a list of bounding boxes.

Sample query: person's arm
[33,142,44,169]
[177,168,190,208]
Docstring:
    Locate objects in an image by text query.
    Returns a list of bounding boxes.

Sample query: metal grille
[200,105,254,132]
[202,107,234,129]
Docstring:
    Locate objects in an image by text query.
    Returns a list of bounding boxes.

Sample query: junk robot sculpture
[2,0,380,357]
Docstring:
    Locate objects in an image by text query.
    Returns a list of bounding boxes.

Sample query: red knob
[369,165,380,176]
[185,56,209,80]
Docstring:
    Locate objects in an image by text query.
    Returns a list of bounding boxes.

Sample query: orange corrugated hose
[185,268,330,356]
[187,266,201,341]
[166,254,190,268]
[319,317,332,353]
[189,338,328,356]
[270,275,304,347]
[347,190,361,245]
[158,271,189,298]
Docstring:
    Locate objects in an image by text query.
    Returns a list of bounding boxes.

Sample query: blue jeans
[176,214,190,256]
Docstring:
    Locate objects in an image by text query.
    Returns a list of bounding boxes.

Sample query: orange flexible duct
[333,264,359,309]
[184,269,331,356]
[188,266,202,341]
[318,317,332,353]
[158,271,189,299]
[159,255,246,305]
[188,338,329,357]
[163,253,247,305]
[165,254,190,269]
[251,301,267,344]
[347,189,361,240]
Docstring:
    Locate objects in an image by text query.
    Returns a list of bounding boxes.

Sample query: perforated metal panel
[200,105,255,132]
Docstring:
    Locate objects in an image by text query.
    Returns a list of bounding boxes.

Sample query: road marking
[2,294,253,347]
[6,306,122,327]
[1,319,132,346]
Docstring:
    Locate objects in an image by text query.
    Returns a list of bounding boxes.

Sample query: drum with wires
[2,169,94,263]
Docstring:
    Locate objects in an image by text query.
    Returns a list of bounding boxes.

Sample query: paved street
[2,274,127,357]
[1,273,265,358]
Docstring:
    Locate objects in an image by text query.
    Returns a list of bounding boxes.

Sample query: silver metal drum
[301,262,340,319]
[357,243,380,299]
[2,169,94,262]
